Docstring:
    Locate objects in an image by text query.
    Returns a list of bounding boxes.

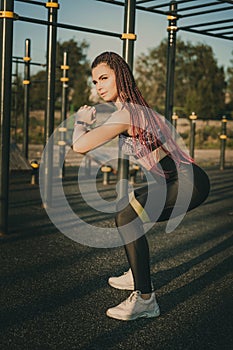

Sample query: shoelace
[128,291,141,303]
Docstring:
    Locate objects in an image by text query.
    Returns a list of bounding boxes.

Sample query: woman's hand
[75,105,96,126]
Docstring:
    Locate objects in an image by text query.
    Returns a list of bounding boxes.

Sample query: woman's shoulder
[106,107,130,125]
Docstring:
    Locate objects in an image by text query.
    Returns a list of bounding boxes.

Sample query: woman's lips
[100,92,107,97]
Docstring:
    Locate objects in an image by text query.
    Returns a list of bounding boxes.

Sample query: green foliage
[28,39,91,112]
[226,51,233,119]
[135,41,167,113]
[195,125,221,148]
[56,39,91,110]
[30,70,47,110]
[135,39,226,119]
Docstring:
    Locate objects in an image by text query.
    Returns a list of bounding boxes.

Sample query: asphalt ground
[0,165,233,350]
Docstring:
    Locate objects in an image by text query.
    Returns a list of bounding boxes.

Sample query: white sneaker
[106,290,160,321]
[108,269,134,290]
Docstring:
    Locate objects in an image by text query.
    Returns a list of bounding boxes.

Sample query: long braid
[91,52,193,174]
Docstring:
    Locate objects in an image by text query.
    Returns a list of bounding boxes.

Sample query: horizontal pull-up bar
[16,0,46,6]
[180,5,233,18]
[180,27,233,42]
[203,24,233,33]
[13,56,47,67]
[147,0,206,11]
[18,15,122,38]
[176,1,221,13]
[180,18,233,29]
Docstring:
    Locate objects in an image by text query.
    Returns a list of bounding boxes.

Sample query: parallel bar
[0,0,14,235]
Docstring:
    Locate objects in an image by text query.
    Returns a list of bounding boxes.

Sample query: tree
[11,74,24,143]
[226,51,233,118]
[56,39,91,110]
[29,39,91,111]
[135,39,226,119]
[135,40,167,112]
[30,70,47,110]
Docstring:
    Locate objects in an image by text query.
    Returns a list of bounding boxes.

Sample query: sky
[13,0,233,76]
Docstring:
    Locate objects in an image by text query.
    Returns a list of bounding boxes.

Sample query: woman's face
[92,63,119,102]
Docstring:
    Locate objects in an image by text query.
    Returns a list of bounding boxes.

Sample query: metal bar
[59,51,69,179]
[136,0,153,4]
[22,38,30,159]
[147,0,195,10]
[96,0,233,19]
[117,0,136,199]
[176,1,221,12]
[219,116,227,171]
[189,112,197,159]
[0,0,14,235]
[215,30,233,35]
[12,59,46,67]
[217,0,233,5]
[165,0,177,123]
[97,0,168,15]
[43,0,58,208]
[122,0,136,68]
[180,27,233,41]
[180,5,233,17]
[12,58,19,142]
[15,0,46,6]
[18,15,122,38]
[180,18,233,29]
[202,24,233,32]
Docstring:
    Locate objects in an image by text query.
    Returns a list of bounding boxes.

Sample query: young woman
[72,51,210,321]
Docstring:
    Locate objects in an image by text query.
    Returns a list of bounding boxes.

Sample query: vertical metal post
[0,0,15,235]
[58,51,69,178]
[172,111,178,139]
[165,1,178,123]
[219,116,227,171]
[122,0,136,69]
[43,0,59,207]
[23,38,31,159]
[189,112,197,159]
[118,0,136,199]
[13,58,19,142]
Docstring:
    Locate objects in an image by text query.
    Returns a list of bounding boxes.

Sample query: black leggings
[115,158,210,293]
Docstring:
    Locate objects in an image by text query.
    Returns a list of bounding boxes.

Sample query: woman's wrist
[75,120,88,126]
